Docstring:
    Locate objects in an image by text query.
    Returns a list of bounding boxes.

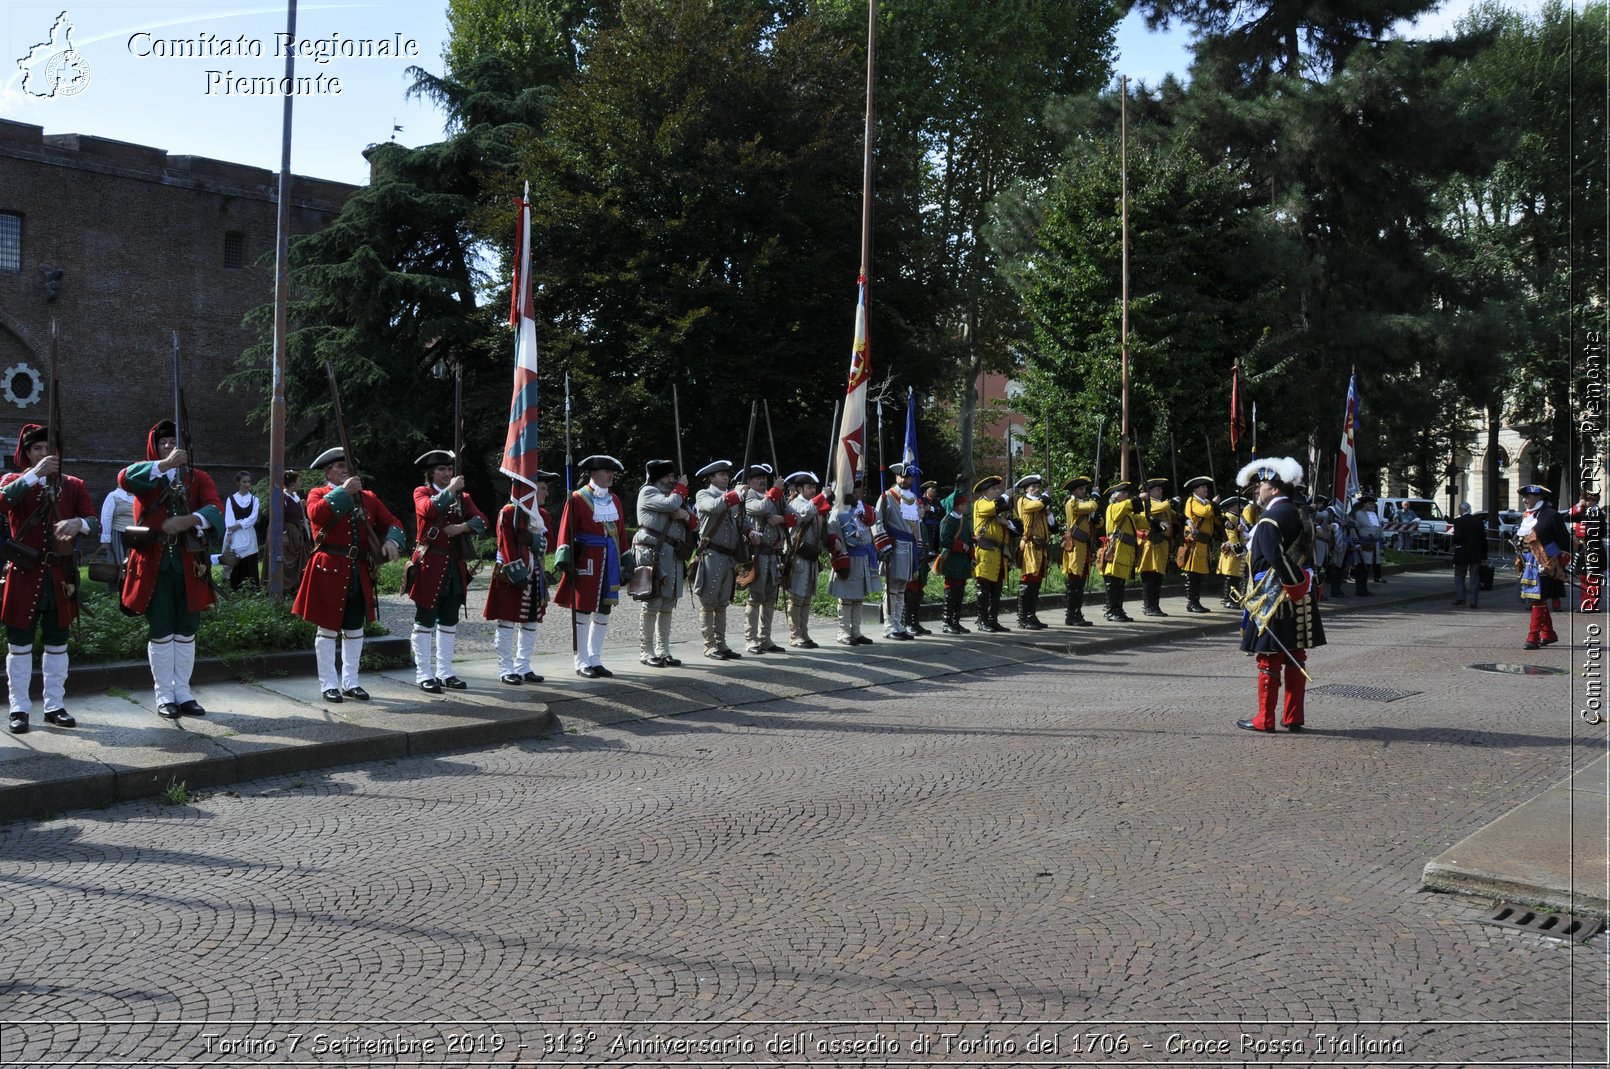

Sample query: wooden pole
[266,0,297,599]
[1119,73,1131,484]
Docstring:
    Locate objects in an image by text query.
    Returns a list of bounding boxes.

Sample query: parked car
[1380,497,1452,551]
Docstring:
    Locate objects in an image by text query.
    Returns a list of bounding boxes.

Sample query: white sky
[0,0,1556,188]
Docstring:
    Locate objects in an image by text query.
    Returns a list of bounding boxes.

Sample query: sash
[575,531,621,594]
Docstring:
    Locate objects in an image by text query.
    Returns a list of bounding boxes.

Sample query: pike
[764,400,797,603]
[563,370,575,652]
[671,384,687,482]
[450,361,477,568]
[824,400,840,496]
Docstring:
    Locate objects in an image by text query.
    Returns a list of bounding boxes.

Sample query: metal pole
[1119,73,1131,484]
[267,0,297,599]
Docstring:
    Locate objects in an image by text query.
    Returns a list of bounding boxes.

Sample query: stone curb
[0,569,1453,824]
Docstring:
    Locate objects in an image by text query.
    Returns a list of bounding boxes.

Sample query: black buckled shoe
[501,673,524,685]
[177,700,206,717]
[322,689,344,704]
[419,678,444,694]
[1236,718,1275,733]
[760,643,786,653]
[157,703,183,720]
[659,656,681,667]
[43,709,76,728]
[576,665,604,679]
[851,635,875,645]
[8,711,28,734]
[641,655,667,667]
[439,676,468,690]
[594,665,614,678]
[343,687,371,701]
[522,671,544,683]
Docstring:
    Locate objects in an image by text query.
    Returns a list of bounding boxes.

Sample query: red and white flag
[831,275,871,499]
[500,184,541,519]
[1333,370,1359,504]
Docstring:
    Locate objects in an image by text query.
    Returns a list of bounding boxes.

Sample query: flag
[902,386,919,474]
[500,185,541,519]
[1334,370,1360,503]
[831,275,871,500]
[1229,360,1246,452]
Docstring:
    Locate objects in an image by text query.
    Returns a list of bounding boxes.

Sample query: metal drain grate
[1309,683,1419,703]
[1485,902,1604,943]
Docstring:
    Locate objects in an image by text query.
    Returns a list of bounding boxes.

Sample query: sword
[1230,574,1315,682]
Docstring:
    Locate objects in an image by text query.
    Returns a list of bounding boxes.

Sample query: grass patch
[158,778,192,805]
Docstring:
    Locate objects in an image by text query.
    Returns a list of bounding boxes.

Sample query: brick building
[0,119,355,496]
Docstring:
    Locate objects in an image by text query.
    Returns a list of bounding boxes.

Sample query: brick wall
[0,118,354,499]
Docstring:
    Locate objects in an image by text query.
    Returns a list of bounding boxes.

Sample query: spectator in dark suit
[1450,502,1486,607]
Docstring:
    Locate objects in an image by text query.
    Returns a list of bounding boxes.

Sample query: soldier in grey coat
[740,463,791,654]
[873,460,921,640]
[827,475,881,644]
[692,460,745,659]
[634,459,691,667]
[783,471,830,648]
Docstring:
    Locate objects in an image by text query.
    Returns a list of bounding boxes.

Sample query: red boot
[1238,653,1283,732]
[1538,603,1558,646]
[1525,604,1547,648]
[1282,650,1307,731]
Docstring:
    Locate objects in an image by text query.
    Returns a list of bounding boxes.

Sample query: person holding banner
[554,455,627,678]
[828,475,881,644]
[485,470,557,684]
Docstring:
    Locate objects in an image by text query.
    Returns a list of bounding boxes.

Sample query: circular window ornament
[2,364,42,409]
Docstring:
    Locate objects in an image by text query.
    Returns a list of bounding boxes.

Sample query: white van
[1380,497,1452,551]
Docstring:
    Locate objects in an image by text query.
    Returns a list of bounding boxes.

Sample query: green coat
[935,496,973,582]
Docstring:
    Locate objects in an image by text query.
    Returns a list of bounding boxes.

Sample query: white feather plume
[1234,456,1304,488]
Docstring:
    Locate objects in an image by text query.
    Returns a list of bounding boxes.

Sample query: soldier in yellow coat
[1179,475,1220,613]
[1137,477,1176,617]
[1099,481,1140,622]
[971,476,1012,633]
[1217,495,1250,607]
[1013,474,1051,630]
[1059,476,1099,626]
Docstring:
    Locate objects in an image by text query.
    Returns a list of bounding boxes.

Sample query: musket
[170,332,209,557]
[563,371,573,495]
[1204,431,1216,487]
[876,398,886,495]
[824,400,840,499]
[450,361,479,568]
[1093,416,1106,493]
[45,323,67,561]
[322,359,386,573]
[671,384,687,480]
[765,400,799,598]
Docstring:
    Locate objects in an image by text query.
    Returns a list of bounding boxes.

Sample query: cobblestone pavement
[0,590,1604,1067]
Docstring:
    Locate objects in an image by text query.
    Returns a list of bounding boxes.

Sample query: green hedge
[60,569,384,663]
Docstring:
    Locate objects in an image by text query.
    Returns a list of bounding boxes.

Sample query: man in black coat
[1449,502,1487,608]
[1235,456,1325,734]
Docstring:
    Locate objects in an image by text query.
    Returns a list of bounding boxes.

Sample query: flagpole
[266,0,297,599]
[1119,73,1131,484]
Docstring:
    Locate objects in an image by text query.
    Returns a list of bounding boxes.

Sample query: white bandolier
[634,459,691,668]
[827,477,882,645]
[740,463,791,655]
[782,471,829,649]
[873,461,921,640]
[691,459,744,660]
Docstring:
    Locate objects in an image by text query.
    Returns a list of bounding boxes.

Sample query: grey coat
[635,483,688,608]
[785,495,824,598]
[692,484,742,607]
[827,503,882,601]
[873,486,919,584]
[743,486,786,600]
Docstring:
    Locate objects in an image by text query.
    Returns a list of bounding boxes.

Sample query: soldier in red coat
[291,447,407,703]
[553,455,626,678]
[2,424,99,734]
[483,469,557,685]
[406,449,490,693]
[118,420,224,720]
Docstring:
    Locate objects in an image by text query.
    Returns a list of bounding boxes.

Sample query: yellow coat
[1061,496,1100,577]
[1101,498,1142,580]
[1138,498,1176,574]
[1218,510,1247,577]
[1015,493,1050,579]
[972,497,1009,583]
[1180,495,1220,575]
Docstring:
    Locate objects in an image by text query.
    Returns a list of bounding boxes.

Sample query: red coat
[117,463,224,616]
[407,483,490,608]
[484,503,550,623]
[291,483,406,631]
[0,473,96,631]
[553,488,626,612]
